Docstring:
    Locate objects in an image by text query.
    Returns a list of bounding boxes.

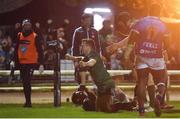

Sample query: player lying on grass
[72,86,137,112]
[68,39,137,112]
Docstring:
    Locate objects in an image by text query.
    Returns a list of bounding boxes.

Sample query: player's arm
[124,29,139,59]
[65,53,84,61]
[79,59,97,67]
[106,36,129,55]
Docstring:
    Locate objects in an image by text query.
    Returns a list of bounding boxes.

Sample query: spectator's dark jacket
[71,26,101,56]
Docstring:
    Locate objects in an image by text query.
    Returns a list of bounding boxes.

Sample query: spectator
[57,27,68,59]
[99,20,113,69]
[114,12,133,69]
[61,19,71,49]
[71,13,101,56]
[34,22,45,50]
[0,49,6,69]
[13,23,21,44]
[44,32,56,69]
[1,36,14,69]
[46,19,55,34]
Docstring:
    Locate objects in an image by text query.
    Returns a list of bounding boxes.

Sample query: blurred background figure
[1,36,14,69]
[0,49,6,70]
[99,19,113,69]
[57,27,68,59]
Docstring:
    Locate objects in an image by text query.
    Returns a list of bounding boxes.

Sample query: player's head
[22,19,32,32]
[81,39,95,55]
[81,13,93,28]
[71,91,87,105]
[149,3,161,17]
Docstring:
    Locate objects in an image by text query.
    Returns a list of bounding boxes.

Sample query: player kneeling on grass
[77,39,136,112]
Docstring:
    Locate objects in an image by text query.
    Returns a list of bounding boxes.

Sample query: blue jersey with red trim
[132,16,168,58]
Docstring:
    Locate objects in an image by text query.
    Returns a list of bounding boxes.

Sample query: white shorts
[135,56,166,70]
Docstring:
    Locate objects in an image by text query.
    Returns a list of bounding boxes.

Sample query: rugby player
[124,3,171,117]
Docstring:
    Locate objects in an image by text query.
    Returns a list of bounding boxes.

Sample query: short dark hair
[82,39,95,49]
[117,12,131,23]
[81,13,93,20]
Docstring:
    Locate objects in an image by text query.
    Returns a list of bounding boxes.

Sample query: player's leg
[147,73,156,108]
[136,68,149,116]
[75,67,88,91]
[74,57,88,91]
[79,71,86,85]
[96,94,102,112]
[132,68,138,100]
[20,65,32,107]
[159,70,174,109]
[112,101,137,111]
[151,69,166,117]
[151,69,166,101]
[96,88,113,112]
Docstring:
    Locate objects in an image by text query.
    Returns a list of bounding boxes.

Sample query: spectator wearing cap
[11,19,44,107]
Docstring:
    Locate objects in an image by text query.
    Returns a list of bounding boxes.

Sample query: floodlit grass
[0,102,180,118]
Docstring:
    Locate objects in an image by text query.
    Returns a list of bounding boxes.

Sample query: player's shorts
[135,56,166,70]
[135,56,167,85]
[136,68,167,85]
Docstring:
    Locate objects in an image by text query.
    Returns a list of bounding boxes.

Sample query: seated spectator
[34,22,45,50]
[1,36,14,69]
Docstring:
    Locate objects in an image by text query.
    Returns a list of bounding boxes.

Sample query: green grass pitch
[0,102,180,118]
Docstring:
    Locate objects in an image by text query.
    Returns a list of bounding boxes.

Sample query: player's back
[133,16,168,58]
[134,16,167,42]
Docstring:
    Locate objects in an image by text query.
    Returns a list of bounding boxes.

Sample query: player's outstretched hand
[79,61,87,67]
